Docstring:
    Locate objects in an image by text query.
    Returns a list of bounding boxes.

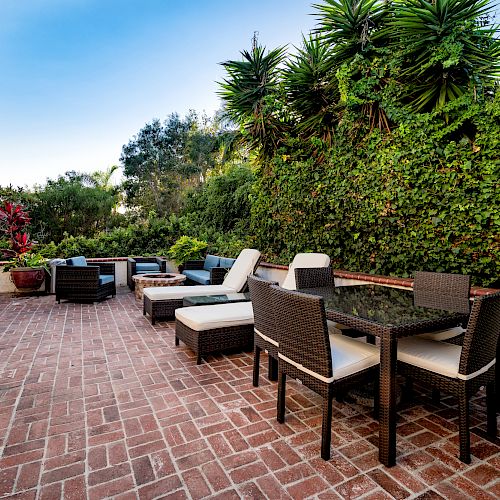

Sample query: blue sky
[0,0,315,188]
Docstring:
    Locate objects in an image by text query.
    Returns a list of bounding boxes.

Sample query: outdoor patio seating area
[0,290,498,499]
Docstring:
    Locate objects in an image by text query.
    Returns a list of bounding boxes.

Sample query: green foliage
[168,236,208,265]
[251,94,500,286]
[31,171,117,243]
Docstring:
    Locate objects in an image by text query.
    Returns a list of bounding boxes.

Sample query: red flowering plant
[0,201,48,271]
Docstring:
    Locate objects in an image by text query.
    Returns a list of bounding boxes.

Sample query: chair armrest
[210,267,228,285]
[155,257,167,272]
[184,260,204,270]
[93,262,116,276]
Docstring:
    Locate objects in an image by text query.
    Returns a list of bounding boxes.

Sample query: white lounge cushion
[222,249,261,292]
[417,326,465,341]
[281,253,331,290]
[175,302,254,331]
[144,285,235,301]
[398,337,496,380]
[279,335,379,383]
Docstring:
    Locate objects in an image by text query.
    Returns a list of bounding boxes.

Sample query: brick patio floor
[0,290,498,499]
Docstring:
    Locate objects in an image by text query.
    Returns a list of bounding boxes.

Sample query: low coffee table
[133,273,186,300]
[182,292,250,307]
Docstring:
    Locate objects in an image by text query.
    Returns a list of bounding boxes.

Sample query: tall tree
[120,113,202,216]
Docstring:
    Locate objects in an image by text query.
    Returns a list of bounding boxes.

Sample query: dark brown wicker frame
[55,263,116,303]
[175,319,253,365]
[143,256,261,324]
[413,271,471,314]
[303,284,469,467]
[127,257,167,290]
[248,275,279,386]
[270,285,379,460]
[399,291,500,463]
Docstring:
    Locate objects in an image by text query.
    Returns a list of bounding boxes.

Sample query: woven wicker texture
[269,284,379,460]
[247,275,279,386]
[413,271,471,314]
[56,263,116,303]
[399,291,500,463]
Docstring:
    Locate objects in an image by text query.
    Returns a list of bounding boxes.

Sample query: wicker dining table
[301,284,469,467]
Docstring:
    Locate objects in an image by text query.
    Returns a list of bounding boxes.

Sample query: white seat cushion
[144,285,235,301]
[175,302,254,331]
[398,337,496,380]
[222,249,261,292]
[279,335,379,383]
[398,337,461,378]
[417,326,465,341]
[281,253,330,290]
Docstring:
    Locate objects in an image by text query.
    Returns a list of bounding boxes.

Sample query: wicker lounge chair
[397,291,500,463]
[175,302,254,365]
[55,256,116,303]
[270,285,380,460]
[144,249,261,324]
[127,257,167,291]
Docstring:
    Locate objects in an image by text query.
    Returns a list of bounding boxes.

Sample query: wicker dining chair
[413,271,471,341]
[294,267,375,344]
[397,291,500,463]
[248,275,279,386]
[270,285,380,460]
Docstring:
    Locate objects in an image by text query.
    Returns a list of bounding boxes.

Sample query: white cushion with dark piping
[281,253,330,291]
[222,249,261,292]
[175,302,254,331]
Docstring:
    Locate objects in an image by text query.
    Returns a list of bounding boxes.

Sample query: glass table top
[301,284,468,328]
[183,292,250,307]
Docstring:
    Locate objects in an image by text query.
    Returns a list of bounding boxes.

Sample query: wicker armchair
[397,291,500,463]
[127,257,167,291]
[56,262,116,303]
[248,275,279,386]
[270,285,380,460]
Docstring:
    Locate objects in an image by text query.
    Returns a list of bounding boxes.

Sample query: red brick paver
[0,291,498,499]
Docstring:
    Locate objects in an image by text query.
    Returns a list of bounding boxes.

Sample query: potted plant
[0,201,48,291]
[167,236,208,272]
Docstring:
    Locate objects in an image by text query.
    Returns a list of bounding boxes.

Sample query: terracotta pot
[10,267,45,291]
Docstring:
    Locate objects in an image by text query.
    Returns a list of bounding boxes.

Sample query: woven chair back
[270,285,332,380]
[248,275,279,344]
[459,291,500,377]
[294,267,335,290]
[413,271,471,314]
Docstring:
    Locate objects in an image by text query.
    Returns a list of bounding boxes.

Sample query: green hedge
[251,96,500,286]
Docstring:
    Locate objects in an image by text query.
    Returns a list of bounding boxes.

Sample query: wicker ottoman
[175,302,254,364]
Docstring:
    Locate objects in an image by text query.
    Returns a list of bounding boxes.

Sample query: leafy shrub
[251,95,500,286]
[168,236,208,264]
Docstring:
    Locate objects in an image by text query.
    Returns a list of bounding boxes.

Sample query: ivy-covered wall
[251,97,500,286]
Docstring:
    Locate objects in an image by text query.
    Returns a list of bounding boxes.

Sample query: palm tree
[388,0,500,111]
[218,44,288,159]
[283,35,340,145]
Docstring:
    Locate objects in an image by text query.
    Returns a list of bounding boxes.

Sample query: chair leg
[373,377,380,421]
[486,381,497,439]
[175,336,179,346]
[196,353,202,365]
[458,387,471,464]
[403,377,414,402]
[321,391,333,460]
[277,371,286,424]
[268,356,278,381]
[432,388,441,405]
[252,345,261,387]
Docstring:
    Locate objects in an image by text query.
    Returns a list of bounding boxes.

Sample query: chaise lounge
[143,248,261,324]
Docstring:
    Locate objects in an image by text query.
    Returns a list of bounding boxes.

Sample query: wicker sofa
[55,256,116,303]
[183,255,236,286]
